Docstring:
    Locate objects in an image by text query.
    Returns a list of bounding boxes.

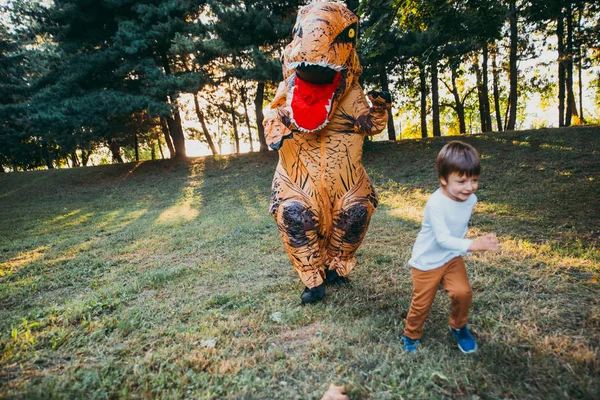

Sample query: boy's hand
[469,233,501,252]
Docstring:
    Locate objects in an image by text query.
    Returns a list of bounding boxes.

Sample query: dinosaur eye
[334,23,358,45]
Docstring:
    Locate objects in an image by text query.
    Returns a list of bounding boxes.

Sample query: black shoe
[300,285,325,304]
[325,268,351,287]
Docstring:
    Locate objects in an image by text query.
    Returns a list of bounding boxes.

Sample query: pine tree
[207,0,301,152]
[0,1,50,170]
[27,0,212,161]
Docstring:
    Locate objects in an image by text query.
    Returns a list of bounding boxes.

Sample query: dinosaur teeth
[289,61,344,72]
[325,97,333,114]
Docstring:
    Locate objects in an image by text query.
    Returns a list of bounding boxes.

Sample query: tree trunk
[217,117,223,154]
[492,44,503,131]
[507,0,518,131]
[71,151,80,167]
[482,44,492,132]
[254,81,268,152]
[162,52,186,158]
[577,8,585,123]
[81,150,90,166]
[160,118,175,158]
[193,93,218,156]
[577,50,585,124]
[240,87,255,152]
[557,13,566,127]
[450,66,466,134]
[164,113,186,158]
[379,66,396,140]
[431,58,441,137]
[157,133,165,159]
[172,109,187,158]
[474,58,487,133]
[42,141,54,169]
[419,61,428,138]
[229,86,240,154]
[110,140,124,163]
[134,132,139,161]
[565,2,578,125]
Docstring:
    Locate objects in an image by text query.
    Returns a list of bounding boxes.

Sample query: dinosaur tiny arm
[353,86,392,136]
[263,81,295,150]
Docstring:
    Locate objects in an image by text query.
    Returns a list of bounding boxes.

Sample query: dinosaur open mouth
[296,64,338,84]
[290,63,343,132]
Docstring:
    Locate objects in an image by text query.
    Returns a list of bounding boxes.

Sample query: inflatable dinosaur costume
[264,1,391,303]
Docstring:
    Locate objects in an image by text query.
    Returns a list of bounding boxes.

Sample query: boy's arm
[428,206,473,253]
[469,233,501,252]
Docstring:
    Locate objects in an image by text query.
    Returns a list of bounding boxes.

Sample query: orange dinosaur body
[264,2,390,294]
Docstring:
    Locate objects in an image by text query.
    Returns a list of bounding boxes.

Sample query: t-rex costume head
[281,2,363,132]
[264,1,392,303]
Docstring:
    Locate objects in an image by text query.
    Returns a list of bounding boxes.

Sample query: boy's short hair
[436,141,480,179]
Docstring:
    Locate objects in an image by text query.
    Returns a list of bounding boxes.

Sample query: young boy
[403,140,500,353]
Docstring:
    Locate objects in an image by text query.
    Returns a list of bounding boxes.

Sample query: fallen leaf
[271,312,282,323]
[321,384,349,400]
[200,338,216,348]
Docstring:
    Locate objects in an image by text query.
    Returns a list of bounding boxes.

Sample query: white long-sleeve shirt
[408,188,477,271]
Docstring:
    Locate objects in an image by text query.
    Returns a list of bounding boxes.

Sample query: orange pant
[404,256,472,340]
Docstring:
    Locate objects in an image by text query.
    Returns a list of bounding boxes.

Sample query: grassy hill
[1,126,598,399]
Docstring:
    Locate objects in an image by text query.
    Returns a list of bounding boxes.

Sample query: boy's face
[440,172,479,202]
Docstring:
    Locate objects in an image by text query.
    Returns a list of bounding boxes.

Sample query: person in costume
[263,2,391,304]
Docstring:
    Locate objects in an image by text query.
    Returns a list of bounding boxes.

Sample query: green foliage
[206,1,301,85]
[1,0,599,169]
[0,0,215,169]
[0,2,49,170]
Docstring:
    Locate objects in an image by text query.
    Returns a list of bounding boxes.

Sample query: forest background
[0,0,599,170]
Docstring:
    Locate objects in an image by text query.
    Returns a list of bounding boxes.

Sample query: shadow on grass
[0,153,278,329]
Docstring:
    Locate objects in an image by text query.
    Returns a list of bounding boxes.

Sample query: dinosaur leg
[273,196,326,289]
[326,170,378,277]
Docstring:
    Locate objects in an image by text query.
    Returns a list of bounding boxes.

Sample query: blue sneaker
[402,335,421,353]
[450,325,477,354]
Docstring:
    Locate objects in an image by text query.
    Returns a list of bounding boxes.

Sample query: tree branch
[460,87,477,105]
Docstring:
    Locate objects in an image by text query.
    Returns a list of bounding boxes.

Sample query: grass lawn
[1,126,598,399]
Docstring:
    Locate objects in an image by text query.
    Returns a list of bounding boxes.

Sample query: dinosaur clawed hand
[367,90,392,109]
